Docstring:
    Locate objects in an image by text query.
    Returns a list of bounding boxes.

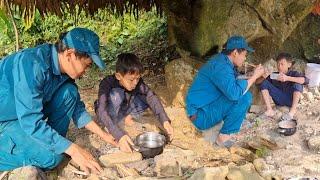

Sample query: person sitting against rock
[0,28,117,174]
[259,52,309,121]
[95,53,174,152]
[185,35,265,148]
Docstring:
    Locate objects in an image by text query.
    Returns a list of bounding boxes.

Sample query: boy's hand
[278,73,288,82]
[163,121,174,141]
[118,135,134,153]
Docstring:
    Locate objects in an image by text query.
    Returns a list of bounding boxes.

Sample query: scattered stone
[106,147,121,154]
[263,174,283,180]
[188,166,229,180]
[304,127,315,137]
[229,147,256,162]
[227,163,264,180]
[247,135,280,151]
[99,152,143,167]
[246,113,257,121]
[259,135,279,150]
[126,159,153,172]
[120,176,158,180]
[247,140,262,150]
[309,87,320,96]
[312,111,319,116]
[305,92,314,102]
[154,148,199,170]
[115,164,140,177]
[8,166,46,180]
[154,160,182,177]
[140,166,156,177]
[249,105,264,114]
[253,158,267,174]
[100,168,119,180]
[230,154,245,163]
[308,136,320,153]
[86,174,100,180]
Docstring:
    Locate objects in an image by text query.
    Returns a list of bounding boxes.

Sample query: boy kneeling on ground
[95,53,173,152]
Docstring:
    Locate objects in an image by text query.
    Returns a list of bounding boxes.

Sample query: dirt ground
[3,75,317,179]
[55,74,319,179]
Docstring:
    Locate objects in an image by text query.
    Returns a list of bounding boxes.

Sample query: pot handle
[131,145,140,152]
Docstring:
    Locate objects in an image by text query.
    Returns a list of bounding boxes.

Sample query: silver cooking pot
[278,119,297,136]
[132,132,166,158]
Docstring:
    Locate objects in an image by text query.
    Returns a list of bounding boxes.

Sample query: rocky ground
[3,73,320,180]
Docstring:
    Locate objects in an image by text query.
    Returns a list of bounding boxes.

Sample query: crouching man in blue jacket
[0,28,117,174]
[186,36,265,148]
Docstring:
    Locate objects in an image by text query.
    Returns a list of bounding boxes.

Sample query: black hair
[55,32,89,59]
[221,42,246,55]
[275,52,293,64]
[116,53,144,75]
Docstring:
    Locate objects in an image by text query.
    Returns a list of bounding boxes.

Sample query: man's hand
[252,64,265,79]
[65,143,102,175]
[118,135,134,153]
[278,73,288,82]
[163,121,174,141]
[246,64,265,92]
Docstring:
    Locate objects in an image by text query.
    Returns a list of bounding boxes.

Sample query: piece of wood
[71,170,88,176]
[169,140,189,150]
[99,152,142,167]
[260,137,279,150]
[69,162,89,177]
[246,62,257,68]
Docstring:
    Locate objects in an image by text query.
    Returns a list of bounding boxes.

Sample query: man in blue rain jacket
[0,28,117,174]
[186,36,265,148]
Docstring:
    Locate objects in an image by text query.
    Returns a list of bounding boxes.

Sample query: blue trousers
[260,80,303,107]
[106,88,148,124]
[192,92,252,134]
[0,83,78,171]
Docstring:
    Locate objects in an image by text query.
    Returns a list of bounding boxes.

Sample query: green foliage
[255,146,269,158]
[0,8,168,88]
[254,117,262,128]
[0,9,11,33]
[0,8,14,54]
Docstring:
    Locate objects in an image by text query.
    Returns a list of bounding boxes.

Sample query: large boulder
[164,57,203,107]
[164,0,315,63]
[280,14,320,62]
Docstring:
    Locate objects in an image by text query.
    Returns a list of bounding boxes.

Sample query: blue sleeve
[209,63,248,101]
[13,54,71,154]
[71,84,92,128]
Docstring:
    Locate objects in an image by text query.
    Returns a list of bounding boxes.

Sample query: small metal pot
[278,119,297,136]
[133,132,166,159]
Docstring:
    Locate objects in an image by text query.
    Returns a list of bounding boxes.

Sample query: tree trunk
[5,0,19,52]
